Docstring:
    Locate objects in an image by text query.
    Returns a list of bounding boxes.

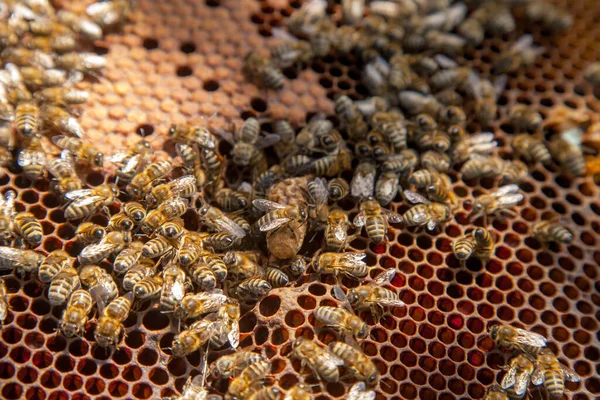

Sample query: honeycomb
[0,0,599,399]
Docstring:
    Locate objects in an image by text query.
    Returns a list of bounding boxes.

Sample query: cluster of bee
[486,324,580,399]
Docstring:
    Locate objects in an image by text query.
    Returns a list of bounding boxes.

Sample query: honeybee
[484,385,509,400]
[220,118,280,168]
[174,289,228,320]
[143,197,188,232]
[52,136,104,167]
[354,198,402,244]
[488,324,547,358]
[335,95,368,141]
[0,278,8,324]
[107,212,134,232]
[74,222,105,245]
[127,160,173,198]
[40,104,84,138]
[164,372,217,400]
[457,17,484,46]
[235,277,272,301]
[223,251,260,280]
[327,178,349,201]
[324,208,353,252]
[501,160,528,184]
[14,101,38,136]
[122,258,156,291]
[160,264,190,312]
[198,204,247,240]
[86,0,132,27]
[284,385,312,400]
[450,132,497,164]
[17,134,46,180]
[214,302,240,349]
[511,134,551,166]
[471,184,524,223]
[0,247,45,273]
[264,266,290,288]
[287,0,327,36]
[314,252,369,279]
[402,189,452,231]
[314,306,368,339]
[213,351,265,379]
[243,51,284,90]
[187,264,217,291]
[288,255,309,277]
[170,124,218,151]
[0,190,15,242]
[113,241,144,274]
[531,348,580,398]
[510,104,543,132]
[501,354,535,400]
[343,268,405,318]
[59,289,93,337]
[452,234,476,264]
[79,265,118,311]
[48,266,80,306]
[197,248,229,282]
[123,201,146,224]
[95,292,135,347]
[253,165,283,198]
[142,235,178,259]
[147,175,196,208]
[461,156,505,181]
[172,319,219,357]
[55,52,106,75]
[467,73,504,126]
[329,341,378,384]
[64,184,119,220]
[525,1,573,32]
[493,35,544,75]
[107,139,152,184]
[56,10,103,41]
[254,198,308,234]
[39,250,72,283]
[79,231,131,265]
[408,168,442,188]
[270,31,315,69]
[474,227,495,263]
[532,220,573,244]
[46,150,82,194]
[346,381,376,400]
[547,136,585,177]
[351,162,376,200]
[291,337,343,383]
[228,359,271,399]
[133,275,164,300]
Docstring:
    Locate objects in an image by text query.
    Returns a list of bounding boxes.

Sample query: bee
[248,387,280,400]
[253,166,283,198]
[198,204,247,240]
[243,51,284,90]
[79,231,131,265]
[501,354,534,400]
[38,250,72,283]
[467,73,504,126]
[220,118,280,168]
[473,228,495,264]
[525,1,573,32]
[0,278,8,325]
[584,62,600,85]
[176,232,204,267]
[143,197,188,232]
[55,52,107,74]
[343,268,405,318]
[228,359,271,399]
[424,31,466,56]
[165,372,215,400]
[52,136,104,167]
[48,267,80,306]
[450,132,498,164]
[314,252,369,279]
[147,175,196,208]
[64,184,119,220]
[107,139,152,184]
[324,208,353,252]
[430,67,471,92]
[335,95,368,141]
[35,86,88,106]
[457,17,484,46]
[235,277,271,301]
[213,351,264,380]
[142,235,178,259]
[86,0,132,27]
[127,160,173,198]
[349,162,376,200]
[373,172,398,207]
[172,319,219,357]
[284,385,312,400]
[56,10,103,41]
[170,125,218,150]
[453,234,476,264]
[254,198,308,235]
[461,156,505,180]
[214,188,248,212]
[270,30,314,69]
[122,258,156,291]
[328,178,350,201]
[95,292,135,347]
[374,115,408,152]
[264,266,290,288]
[287,0,327,37]
[501,160,528,184]
[272,120,296,159]
[381,149,419,175]
[107,212,134,232]
[14,101,39,136]
[402,190,453,231]
[314,306,368,339]
[532,220,573,244]
[493,35,544,75]
[59,289,93,338]
[547,137,585,177]
[174,289,228,320]
[9,211,40,247]
[304,149,352,177]
[0,247,45,273]
[123,201,146,224]
[17,134,46,180]
[485,385,509,400]
[488,324,547,358]
[160,264,190,312]
[0,190,16,242]
[388,54,413,91]
[409,169,443,189]
[46,150,82,194]
[75,222,105,244]
[329,341,378,384]
[79,265,119,311]
[213,302,240,349]
[306,177,329,228]
[39,104,84,138]
[291,338,343,383]
[354,198,403,244]
[3,48,53,69]
[113,241,144,274]
[133,275,164,300]
[531,348,580,398]
[186,264,217,291]
[157,219,186,240]
[510,105,543,132]
[471,184,524,223]
[511,134,551,166]
[420,150,450,172]
[288,255,309,277]
[199,233,236,254]
[228,213,251,237]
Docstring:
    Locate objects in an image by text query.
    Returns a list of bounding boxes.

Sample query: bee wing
[497,193,524,207]
[332,285,347,301]
[511,34,534,52]
[561,366,580,382]
[372,268,396,286]
[403,189,429,205]
[513,328,547,347]
[65,189,93,200]
[434,54,459,69]
[80,242,118,260]
[333,224,347,241]
[89,282,113,315]
[0,247,25,265]
[493,184,520,197]
[467,72,482,100]
[353,213,366,227]
[228,321,240,349]
[501,367,517,389]
[426,219,438,231]
[531,368,544,386]
[255,133,281,149]
[308,178,328,205]
[214,215,247,238]
[351,172,375,199]
[259,217,292,232]
[514,373,530,396]
[172,175,196,190]
[121,154,141,174]
[378,298,406,308]
[494,75,507,96]
[382,209,403,224]
[253,199,286,211]
[107,151,129,164]
[271,27,299,42]
[69,195,105,208]
[214,129,235,145]
[340,252,366,266]
[318,349,344,368]
[17,148,45,167]
[468,132,496,145]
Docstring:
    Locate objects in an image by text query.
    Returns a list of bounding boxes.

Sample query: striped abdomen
[544,370,564,398]
[14,212,42,245]
[48,268,80,306]
[365,215,387,243]
[15,102,39,136]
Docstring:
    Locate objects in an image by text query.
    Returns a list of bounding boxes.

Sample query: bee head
[93,152,104,167]
[346,289,359,305]
[367,372,378,386]
[168,125,177,136]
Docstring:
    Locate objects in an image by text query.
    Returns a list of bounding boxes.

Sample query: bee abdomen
[453,237,475,260]
[265,267,289,288]
[544,371,564,398]
[365,216,386,243]
[14,212,43,245]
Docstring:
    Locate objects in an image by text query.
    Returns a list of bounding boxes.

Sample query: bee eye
[169,126,176,135]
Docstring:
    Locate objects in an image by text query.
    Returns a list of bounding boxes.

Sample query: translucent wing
[70,195,105,208]
[228,321,240,349]
[271,27,299,42]
[17,149,45,167]
[348,382,366,399]
[379,298,406,308]
[333,224,347,241]
[497,194,524,206]
[213,215,247,239]
[383,209,403,224]
[514,373,529,396]
[531,368,544,386]
[512,34,533,52]
[501,367,517,389]
[434,54,459,69]
[340,252,366,265]
[121,154,141,174]
[513,328,547,347]
[0,247,24,265]
[493,184,520,197]
[255,134,281,149]
[259,217,292,232]
[494,75,507,96]
[409,207,428,224]
[308,178,328,206]
[89,282,114,314]
[426,219,438,231]
[253,199,286,211]
[372,269,396,286]
[561,366,580,382]
[404,190,429,205]
[469,132,496,145]
[80,242,118,260]
[351,172,375,199]
[172,175,196,190]
[317,349,344,368]
[332,285,347,301]
[353,213,366,227]
[65,189,93,200]
[214,129,235,145]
